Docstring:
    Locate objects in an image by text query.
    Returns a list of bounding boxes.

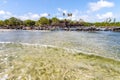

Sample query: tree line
[0,16,120,29]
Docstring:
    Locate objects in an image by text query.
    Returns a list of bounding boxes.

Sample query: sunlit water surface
[0,30,120,60]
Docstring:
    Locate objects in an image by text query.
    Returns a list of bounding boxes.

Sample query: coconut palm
[47,14,51,25]
[63,13,65,17]
[48,14,50,17]
[67,13,72,17]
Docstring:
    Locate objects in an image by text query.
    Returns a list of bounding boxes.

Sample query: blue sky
[0,0,120,22]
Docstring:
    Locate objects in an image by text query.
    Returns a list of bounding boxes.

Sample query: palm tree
[48,14,50,25]
[67,13,72,17]
[62,13,72,27]
[48,14,50,17]
[63,13,65,17]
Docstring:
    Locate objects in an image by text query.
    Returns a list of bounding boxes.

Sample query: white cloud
[57,8,90,21]
[0,10,5,15]
[56,8,116,22]
[0,10,13,19]
[0,10,12,15]
[57,8,67,14]
[96,12,114,20]
[18,13,40,20]
[40,13,49,17]
[0,8,117,22]
[18,13,49,20]
[0,10,49,20]
[0,8,108,22]
[89,0,114,11]
[67,10,89,21]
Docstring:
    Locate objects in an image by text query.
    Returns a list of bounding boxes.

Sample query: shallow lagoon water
[0,30,120,80]
[0,30,120,60]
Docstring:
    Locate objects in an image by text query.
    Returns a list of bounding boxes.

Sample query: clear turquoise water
[0,30,120,60]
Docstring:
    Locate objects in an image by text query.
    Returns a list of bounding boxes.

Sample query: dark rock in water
[83,27,98,31]
[76,27,101,31]
[62,28,69,31]
[22,27,32,30]
[33,27,40,30]
[104,28,112,31]
[76,28,83,31]
[96,28,102,31]
[22,27,26,30]
[112,27,120,32]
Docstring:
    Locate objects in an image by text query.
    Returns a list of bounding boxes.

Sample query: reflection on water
[0,30,120,60]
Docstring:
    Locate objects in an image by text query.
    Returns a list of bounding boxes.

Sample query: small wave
[0,41,119,61]
[0,41,94,54]
[16,42,94,54]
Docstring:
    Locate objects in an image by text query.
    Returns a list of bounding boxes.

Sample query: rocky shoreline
[0,26,120,32]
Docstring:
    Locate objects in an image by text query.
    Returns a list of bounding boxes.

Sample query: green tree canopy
[7,17,23,26]
[37,17,49,26]
[23,20,35,27]
[0,20,4,26]
[4,19,9,26]
[51,17,59,25]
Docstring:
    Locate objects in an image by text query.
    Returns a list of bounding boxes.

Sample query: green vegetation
[23,20,35,27]
[51,17,60,26]
[0,16,120,29]
[5,17,23,27]
[0,43,120,80]
[0,20,4,26]
[36,17,49,26]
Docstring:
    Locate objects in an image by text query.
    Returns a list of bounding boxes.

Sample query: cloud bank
[89,0,114,11]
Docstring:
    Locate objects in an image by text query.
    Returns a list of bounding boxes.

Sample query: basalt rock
[112,27,120,32]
